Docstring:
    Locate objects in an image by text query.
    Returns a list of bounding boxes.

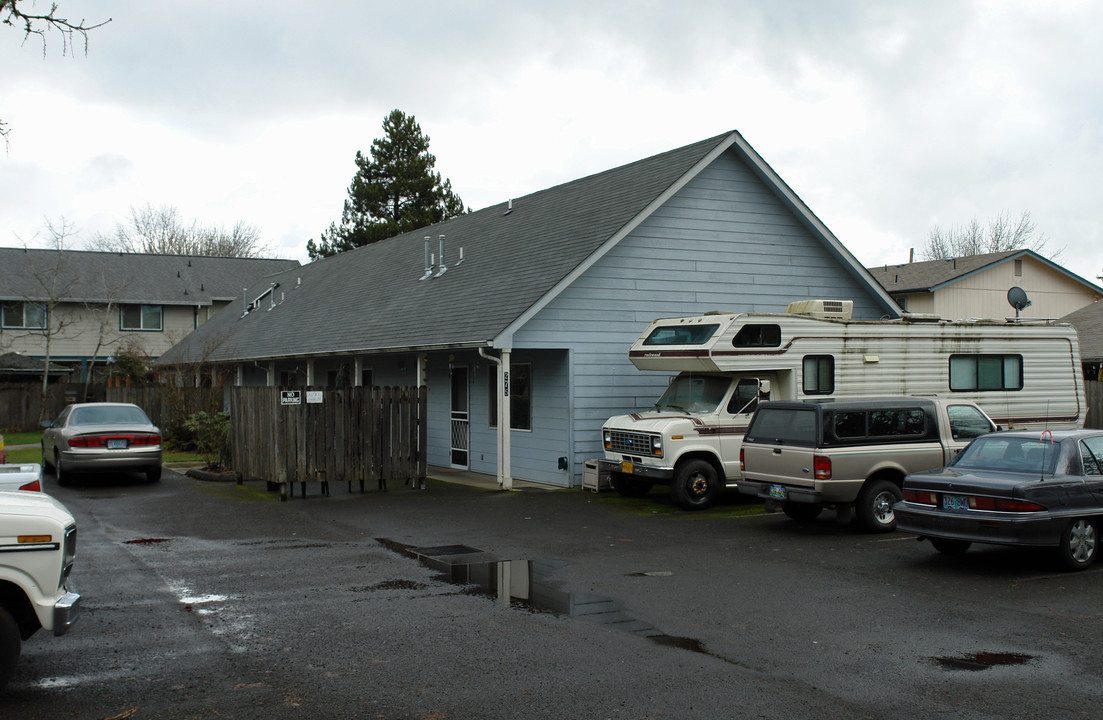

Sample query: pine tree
[307,110,467,259]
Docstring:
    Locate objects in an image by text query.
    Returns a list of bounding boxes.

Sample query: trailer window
[802,355,834,395]
[642,323,719,346]
[949,354,1023,391]
[733,324,781,347]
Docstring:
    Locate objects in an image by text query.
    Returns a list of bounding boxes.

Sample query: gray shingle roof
[0,352,70,376]
[0,248,300,306]
[867,250,1025,293]
[161,133,735,364]
[1061,300,1103,362]
[867,249,1103,295]
[159,130,896,365]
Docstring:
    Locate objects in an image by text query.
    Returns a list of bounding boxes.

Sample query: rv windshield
[654,374,730,414]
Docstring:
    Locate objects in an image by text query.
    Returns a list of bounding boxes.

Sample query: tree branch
[1,0,111,57]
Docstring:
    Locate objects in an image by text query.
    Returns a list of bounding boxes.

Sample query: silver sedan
[41,403,162,485]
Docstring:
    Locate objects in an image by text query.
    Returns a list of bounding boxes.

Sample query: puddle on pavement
[378,538,742,667]
[934,651,1035,671]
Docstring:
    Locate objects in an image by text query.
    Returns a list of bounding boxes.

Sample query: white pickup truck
[0,489,80,689]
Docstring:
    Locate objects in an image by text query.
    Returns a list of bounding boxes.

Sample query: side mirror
[758,379,772,395]
[41,420,51,429]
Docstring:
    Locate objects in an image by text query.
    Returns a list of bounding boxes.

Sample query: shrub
[183,410,231,470]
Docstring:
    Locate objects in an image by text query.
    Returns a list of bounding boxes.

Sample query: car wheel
[782,501,823,523]
[41,444,54,472]
[0,605,21,691]
[855,479,902,533]
[54,451,69,487]
[930,537,971,555]
[1057,517,1097,571]
[671,459,719,511]
[147,465,162,483]
[610,472,653,498]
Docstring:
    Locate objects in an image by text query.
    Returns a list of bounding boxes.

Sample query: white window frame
[2,301,47,329]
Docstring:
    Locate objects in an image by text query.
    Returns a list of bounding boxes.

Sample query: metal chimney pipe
[435,234,447,277]
[420,237,434,280]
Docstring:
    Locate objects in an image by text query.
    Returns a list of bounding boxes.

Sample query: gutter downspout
[479,347,512,490]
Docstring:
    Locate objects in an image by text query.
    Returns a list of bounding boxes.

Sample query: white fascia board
[491,133,742,348]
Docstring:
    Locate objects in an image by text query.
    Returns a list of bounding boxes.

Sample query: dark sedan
[41,402,163,485]
[895,429,1103,570]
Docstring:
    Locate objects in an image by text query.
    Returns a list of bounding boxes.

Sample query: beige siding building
[868,250,1102,320]
[1,248,299,381]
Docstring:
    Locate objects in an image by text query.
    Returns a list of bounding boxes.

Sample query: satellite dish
[1007,286,1032,317]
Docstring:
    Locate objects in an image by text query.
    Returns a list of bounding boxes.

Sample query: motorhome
[599,300,1085,510]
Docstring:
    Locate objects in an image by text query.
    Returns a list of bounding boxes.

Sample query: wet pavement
[4,466,1103,719]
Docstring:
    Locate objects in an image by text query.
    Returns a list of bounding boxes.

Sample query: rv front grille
[606,430,657,456]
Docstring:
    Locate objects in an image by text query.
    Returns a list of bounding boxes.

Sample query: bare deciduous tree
[87,204,274,258]
[922,211,1061,261]
[10,219,82,421]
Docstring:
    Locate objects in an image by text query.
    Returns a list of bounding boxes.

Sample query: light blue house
[160,130,899,488]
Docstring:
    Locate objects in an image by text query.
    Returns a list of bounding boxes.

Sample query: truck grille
[606,430,655,455]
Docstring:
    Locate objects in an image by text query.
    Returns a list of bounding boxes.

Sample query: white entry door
[450,364,469,468]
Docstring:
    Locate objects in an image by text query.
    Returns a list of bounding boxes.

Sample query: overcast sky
[3,0,1101,289]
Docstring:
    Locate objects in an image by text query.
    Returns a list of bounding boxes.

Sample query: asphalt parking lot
[5,467,1103,720]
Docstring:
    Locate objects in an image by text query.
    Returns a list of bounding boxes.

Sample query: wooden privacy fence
[230,386,427,500]
[0,383,105,432]
[1087,381,1103,429]
[106,385,223,433]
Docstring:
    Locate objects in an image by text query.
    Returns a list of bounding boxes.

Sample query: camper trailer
[599,300,1085,510]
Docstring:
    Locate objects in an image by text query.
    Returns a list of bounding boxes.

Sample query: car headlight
[651,435,663,457]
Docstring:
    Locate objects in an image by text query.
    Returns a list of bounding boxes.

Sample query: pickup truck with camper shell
[737,396,997,531]
[599,299,1084,510]
[0,489,80,689]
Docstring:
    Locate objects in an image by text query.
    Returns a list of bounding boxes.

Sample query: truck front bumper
[53,590,80,636]
[597,458,675,483]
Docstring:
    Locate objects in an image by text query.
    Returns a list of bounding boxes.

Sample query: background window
[1,301,46,329]
[121,304,163,331]
[803,355,835,394]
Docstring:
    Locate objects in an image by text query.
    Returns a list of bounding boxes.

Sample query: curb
[184,467,239,482]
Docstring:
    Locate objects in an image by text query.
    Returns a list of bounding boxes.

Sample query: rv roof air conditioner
[785,299,853,321]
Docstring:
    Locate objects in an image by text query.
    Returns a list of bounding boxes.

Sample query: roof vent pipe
[434,235,447,278]
[504,199,513,216]
[420,237,434,280]
[455,247,464,267]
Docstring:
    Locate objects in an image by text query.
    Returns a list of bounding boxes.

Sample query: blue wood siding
[512,149,885,484]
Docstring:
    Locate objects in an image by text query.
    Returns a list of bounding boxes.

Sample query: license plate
[107,438,127,449]
[621,461,634,474]
[769,485,787,500]
[943,494,969,510]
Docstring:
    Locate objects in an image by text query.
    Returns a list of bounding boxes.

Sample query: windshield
[951,436,1060,475]
[654,374,730,413]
